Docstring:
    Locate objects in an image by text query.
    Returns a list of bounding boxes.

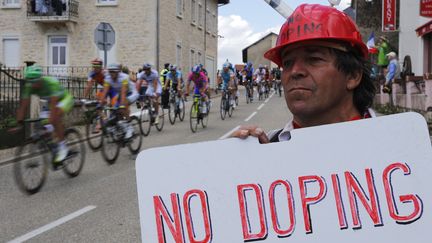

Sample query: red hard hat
[264,4,368,66]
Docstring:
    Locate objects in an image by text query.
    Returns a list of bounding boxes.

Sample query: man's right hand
[230,125,270,144]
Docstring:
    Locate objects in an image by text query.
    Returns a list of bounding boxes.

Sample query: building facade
[0,0,228,86]
[242,32,278,69]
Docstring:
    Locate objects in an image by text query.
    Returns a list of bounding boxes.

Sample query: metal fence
[0,65,91,125]
[0,67,23,125]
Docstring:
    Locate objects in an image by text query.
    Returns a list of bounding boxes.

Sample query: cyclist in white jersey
[100,63,139,139]
[136,63,162,124]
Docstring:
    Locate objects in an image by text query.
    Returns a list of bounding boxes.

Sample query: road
[0,88,292,242]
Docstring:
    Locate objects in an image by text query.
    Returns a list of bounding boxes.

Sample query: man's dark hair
[330,48,376,114]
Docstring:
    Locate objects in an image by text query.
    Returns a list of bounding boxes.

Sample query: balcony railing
[27,0,79,22]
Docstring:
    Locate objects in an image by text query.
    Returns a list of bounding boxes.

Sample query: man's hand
[230,125,270,144]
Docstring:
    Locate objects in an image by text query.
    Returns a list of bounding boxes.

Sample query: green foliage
[0,116,17,130]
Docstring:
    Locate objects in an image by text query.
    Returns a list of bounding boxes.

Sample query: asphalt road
[0,87,292,242]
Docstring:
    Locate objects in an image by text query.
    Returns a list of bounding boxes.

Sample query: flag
[367,32,375,49]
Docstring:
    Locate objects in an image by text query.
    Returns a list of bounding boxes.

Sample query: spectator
[232,4,375,143]
[383,52,401,94]
[376,36,390,78]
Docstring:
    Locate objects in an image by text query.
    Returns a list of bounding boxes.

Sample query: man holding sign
[233,4,376,142]
[137,4,432,243]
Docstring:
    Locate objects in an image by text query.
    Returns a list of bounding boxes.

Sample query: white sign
[136,112,432,243]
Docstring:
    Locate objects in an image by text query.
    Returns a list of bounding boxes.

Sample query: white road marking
[219,125,241,140]
[245,112,257,122]
[264,92,274,103]
[257,104,265,110]
[8,205,97,243]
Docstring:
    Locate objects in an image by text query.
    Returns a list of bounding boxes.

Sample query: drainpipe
[156,0,160,69]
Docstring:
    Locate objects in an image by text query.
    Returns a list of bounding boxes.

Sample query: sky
[217,0,352,67]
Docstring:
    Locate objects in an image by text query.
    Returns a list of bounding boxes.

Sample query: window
[2,0,20,7]
[206,8,211,33]
[197,51,202,65]
[190,48,195,67]
[176,42,182,67]
[198,2,203,28]
[212,12,217,36]
[48,36,67,66]
[96,0,117,6]
[2,37,20,67]
[191,0,197,25]
[176,0,183,17]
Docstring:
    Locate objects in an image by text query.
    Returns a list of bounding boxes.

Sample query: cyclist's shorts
[139,86,148,101]
[57,93,74,113]
[146,84,162,97]
[114,91,139,107]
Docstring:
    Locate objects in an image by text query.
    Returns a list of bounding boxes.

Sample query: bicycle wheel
[228,99,234,117]
[85,114,103,151]
[127,116,142,154]
[178,98,185,121]
[190,102,199,133]
[139,106,151,136]
[155,110,164,131]
[168,100,176,125]
[63,128,86,177]
[101,124,120,164]
[201,107,209,128]
[14,140,50,194]
[220,97,227,120]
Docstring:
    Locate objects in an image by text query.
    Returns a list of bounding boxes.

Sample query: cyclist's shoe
[124,123,134,140]
[55,145,69,163]
[136,101,141,109]
[154,115,160,125]
[52,161,64,171]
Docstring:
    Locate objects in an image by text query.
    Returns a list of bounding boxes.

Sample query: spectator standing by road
[232,4,376,143]
[382,52,401,94]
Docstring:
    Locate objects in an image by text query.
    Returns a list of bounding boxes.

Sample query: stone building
[242,32,278,69]
[0,0,229,86]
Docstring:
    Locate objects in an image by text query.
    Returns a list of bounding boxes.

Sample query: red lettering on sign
[183,190,212,243]
[298,175,327,234]
[331,174,348,229]
[268,180,296,237]
[345,169,383,229]
[382,162,424,224]
[237,184,268,241]
[153,194,185,243]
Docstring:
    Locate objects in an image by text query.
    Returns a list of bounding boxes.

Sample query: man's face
[144,68,151,75]
[280,46,358,123]
[109,71,118,80]
[93,66,102,73]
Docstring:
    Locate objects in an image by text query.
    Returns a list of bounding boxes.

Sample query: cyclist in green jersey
[14,65,74,168]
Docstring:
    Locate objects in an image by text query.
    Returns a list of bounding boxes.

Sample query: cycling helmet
[24,65,43,81]
[143,63,151,70]
[192,65,201,74]
[170,65,177,71]
[222,62,230,69]
[258,64,264,69]
[91,58,103,66]
[264,4,368,66]
[107,63,121,72]
[164,63,170,69]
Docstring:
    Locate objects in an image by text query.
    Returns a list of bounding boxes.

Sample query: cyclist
[254,64,266,97]
[164,64,183,96]
[83,58,105,100]
[185,65,209,111]
[100,63,139,139]
[219,62,236,107]
[136,63,162,124]
[13,65,74,168]
[242,62,254,101]
[224,60,238,100]
[160,63,170,109]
